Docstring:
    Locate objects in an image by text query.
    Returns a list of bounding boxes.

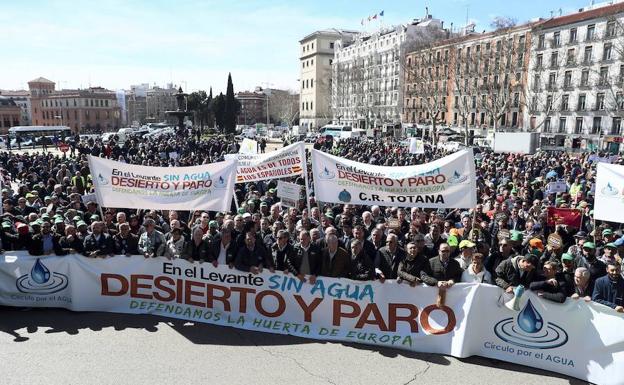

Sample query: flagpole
[302,145,312,215]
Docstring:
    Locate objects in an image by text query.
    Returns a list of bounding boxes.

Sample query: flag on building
[547,207,582,228]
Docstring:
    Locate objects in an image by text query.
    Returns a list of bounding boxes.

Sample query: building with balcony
[299,29,358,131]
[527,2,624,152]
[332,15,446,136]
[403,22,535,141]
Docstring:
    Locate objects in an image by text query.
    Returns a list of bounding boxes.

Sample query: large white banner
[225,142,305,183]
[1,252,623,384]
[311,149,477,208]
[595,163,624,223]
[88,156,237,211]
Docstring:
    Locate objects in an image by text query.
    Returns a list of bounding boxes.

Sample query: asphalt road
[0,307,588,385]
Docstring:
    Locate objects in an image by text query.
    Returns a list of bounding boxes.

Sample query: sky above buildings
[1,0,593,94]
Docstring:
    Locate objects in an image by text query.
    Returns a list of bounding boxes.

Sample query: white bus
[7,126,72,147]
[319,124,352,138]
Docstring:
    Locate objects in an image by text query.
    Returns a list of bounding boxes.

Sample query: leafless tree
[268,89,299,126]
[490,16,517,30]
[399,25,449,143]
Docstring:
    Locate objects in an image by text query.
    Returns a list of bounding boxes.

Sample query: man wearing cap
[600,242,619,265]
[29,221,67,256]
[495,254,539,293]
[592,262,624,312]
[575,241,607,287]
[456,240,475,270]
[421,243,463,288]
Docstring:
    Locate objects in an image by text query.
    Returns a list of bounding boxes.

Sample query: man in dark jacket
[397,241,428,286]
[113,223,139,255]
[529,261,568,303]
[349,239,374,281]
[592,262,624,312]
[319,234,350,278]
[29,222,67,256]
[235,230,273,273]
[292,230,322,277]
[421,243,463,287]
[83,221,114,258]
[271,230,298,273]
[495,254,538,293]
[374,233,405,280]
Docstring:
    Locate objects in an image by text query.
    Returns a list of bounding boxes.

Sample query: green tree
[206,87,214,128]
[213,93,226,131]
[187,90,208,129]
[224,73,241,134]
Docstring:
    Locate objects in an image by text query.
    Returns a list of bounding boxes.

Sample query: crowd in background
[1,132,623,312]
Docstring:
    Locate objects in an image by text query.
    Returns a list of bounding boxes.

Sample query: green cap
[602,229,614,236]
[447,235,459,247]
[510,231,523,242]
[208,220,218,228]
[260,201,268,207]
[73,215,82,222]
[76,220,87,227]
[561,253,574,262]
[268,188,276,194]
[2,222,12,229]
[583,241,596,249]
[90,214,99,220]
[54,218,64,224]
[30,221,42,227]
[605,242,617,249]
[237,208,246,215]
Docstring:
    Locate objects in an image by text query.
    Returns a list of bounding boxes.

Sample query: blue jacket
[592,275,624,309]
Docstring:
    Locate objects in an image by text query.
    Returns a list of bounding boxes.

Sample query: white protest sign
[239,138,258,154]
[595,162,624,223]
[88,155,237,211]
[225,142,305,183]
[277,180,302,207]
[81,193,97,204]
[311,149,477,208]
[1,253,623,385]
[409,138,425,154]
[546,181,568,194]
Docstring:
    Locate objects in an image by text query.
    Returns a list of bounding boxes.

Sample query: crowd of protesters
[1,131,623,313]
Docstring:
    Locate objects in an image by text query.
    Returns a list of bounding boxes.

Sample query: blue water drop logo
[31,258,51,284]
[516,299,544,333]
[338,189,351,202]
[453,171,460,178]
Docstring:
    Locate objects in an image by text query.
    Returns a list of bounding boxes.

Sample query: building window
[566,48,575,65]
[596,93,605,110]
[330,42,334,49]
[603,43,613,61]
[550,51,558,67]
[578,94,586,110]
[546,95,553,110]
[569,28,577,43]
[575,117,584,134]
[599,67,609,86]
[512,112,518,127]
[553,32,561,47]
[580,70,589,86]
[559,118,566,133]
[538,34,545,49]
[583,46,593,63]
[592,117,601,134]
[564,71,572,88]
[561,94,569,111]
[606,21,616,38]
[586,24,595,41]
[536,54,543,68]
[617,92,624,109]
[548,72,556,89]
[613,117,622,134]
[544,117,551,132]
